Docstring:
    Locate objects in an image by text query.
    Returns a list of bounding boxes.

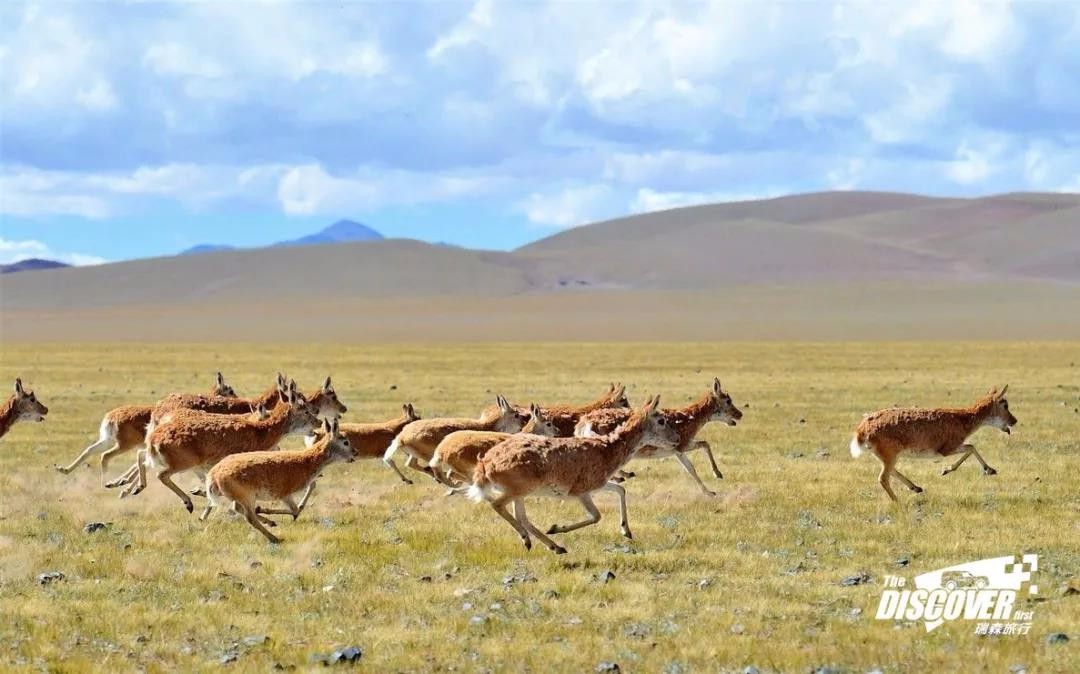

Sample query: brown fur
[851,386,1017,501]
[382,395,529,485]
[308,403,419,459]
[482,383,629,437]
[131,390,320,512]
[575,378,743,496]
[58,373,236,481]
[430,404,559,484]
[203,418,355,543]
[0,379,48,440]
[469,396,679,554]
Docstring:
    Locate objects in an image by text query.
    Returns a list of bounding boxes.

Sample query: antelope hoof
[621,529,633,540]
[983,467,997,476]
[54,465,70,474]
[522,538,532,551]
[267,536,282,545]
[553,545,568,555]
[622,471,636,479]
[184,501,194,514]
[546,525,562,535]
[713,471,724,479]
[941,468,952,476]
[609,475,626,484]
[704,490,718,497]
[911,486,924,494]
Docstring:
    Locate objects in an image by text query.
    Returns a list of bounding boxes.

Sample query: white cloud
[631,188,784,214]
[945,140,1002,185]
[521,185,615,228]
[864,77,953,144]
[0,237,105,266]
[428,0,494,60]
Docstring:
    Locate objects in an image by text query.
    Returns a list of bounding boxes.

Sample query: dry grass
[0,342,1078,672]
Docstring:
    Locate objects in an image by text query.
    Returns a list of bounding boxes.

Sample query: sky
[1,0,1078,265]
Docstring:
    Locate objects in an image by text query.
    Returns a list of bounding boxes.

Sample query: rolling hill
[2,191,1078,341]
[180,219,383,255]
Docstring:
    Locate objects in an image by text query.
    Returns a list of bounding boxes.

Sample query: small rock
[697,578,712,590]
[896,554,911,567]
[543,589,559,599]
[743,668,761,674]
[489,602,502,611]
[242,635,268,647]
[624,623,650,639]
[249,561,262,569]
[799,418,806,424]
[315,646,363,665]
[596,663,621,673]
[134,634,150,644]
[567,616,584,625]
[1060,582,1080,596]
[389,385,398,391]
[469,615,487,626]
[812,667,842,674]
[418,575,433,583]
[219,652,238,665]
[730,623,746,635]
[866,669,885,674]
[598,570,616,584]
[841,573,872,586]
[1046,633,1069,645]
[461,602,473,611]
[37,571,65,585]
[1009,666,1028,674]
[83,522,109,534]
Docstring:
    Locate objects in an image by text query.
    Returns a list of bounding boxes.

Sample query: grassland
[0,342,1077,672]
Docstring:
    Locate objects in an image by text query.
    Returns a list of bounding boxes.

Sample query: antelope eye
[1002,401,1008,408]
[657,418,666,426]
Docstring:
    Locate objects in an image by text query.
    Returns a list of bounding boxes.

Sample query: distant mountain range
[1,258,71,274]
[180,219,383,255]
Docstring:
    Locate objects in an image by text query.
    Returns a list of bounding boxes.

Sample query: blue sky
[1,0,1078,265]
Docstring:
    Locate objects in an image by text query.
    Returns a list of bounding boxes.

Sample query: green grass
[1,343,1078,672]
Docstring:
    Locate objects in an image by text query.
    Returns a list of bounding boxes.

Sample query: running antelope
[575,378,742,496]
[850,386,1018,501]
[1,378,48,440]
[57,372,237,482]
[281,403,422,514]
[201,417,355,543]
[383,395,529,485]
[469,395,679,555]
[483,383,630,437]
[148,374,345,439]
[428,403,559,490]
[132,387,320,512]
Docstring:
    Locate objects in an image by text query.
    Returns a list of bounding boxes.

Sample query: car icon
[942,570,990,591]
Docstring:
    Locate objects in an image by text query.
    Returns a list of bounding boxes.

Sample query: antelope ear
[530,403,541,417]
[649,395,661,412]
[276,372,286,387]
[713,377,722,394]
[217,372,226,386]
[997,384,1009,399]
[331,417,340,434]
[402,403,411,416]
[323,376,332,391]
[14,378,24,395]
[322,417,332,433]
[607,382,616,393]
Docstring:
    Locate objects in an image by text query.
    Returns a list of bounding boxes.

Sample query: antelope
[1,378,48,440]
[148,374,345,439]
[575,378,742,496]
[850,386,1018,501]
[468,395,679,554]
[111,376,345,491]
[201,417,355,543]
[482,383,630,437]
[428,403,560,490]
[382,395,529,485]
[279,403,422,515]
[130,387,320,512]
[57,372,237,482]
